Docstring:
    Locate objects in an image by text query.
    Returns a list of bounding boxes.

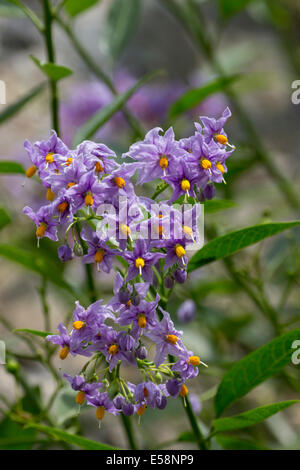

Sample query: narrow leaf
[64,0,100,17]
[0,161,25,174]
[213,400,300,432]
[0,208,11,229]
[73,70,162,146]
[31,56,73,81]
[218,0,255,18]
[216,435,266,450]
[0,83,45,125]
[169,75,239,119]
[214,328,300,416]
[188,221,300,272]
[26,423,118,450]
[13,328,53,338]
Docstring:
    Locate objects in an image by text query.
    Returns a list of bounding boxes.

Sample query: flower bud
[177,299,196,323]
[122,402,135,416]
[156,395,167,410]
[58,244,73,263]
[73,242,84,257]
[164,276,175,289]
[166,379,181,397]
[136,346,147,360]
[131,293,141,306]
[118,286,131,305]
[154,372,163,384]
[174,269,187,284]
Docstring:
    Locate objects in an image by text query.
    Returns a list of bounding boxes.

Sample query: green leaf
[188,221,300,272]
[218,0,255,18]
[0,0,25,17]
[31,56,73,81]
[26,423,118,450]
[216,435,266,450]
[0,161,25,174]
[213,400,300,432]
[169,75,239,119]
[0,207,11,229]
[73,70,161,146]
[104,0,141,61]
[0,83,45,125]
[204,199,237,214]
[13,328,52,338]
[0,417,36,450]
[64,0,100,16]
[177,431,195,442]
[214,328,300,417]
[0,244,75,295]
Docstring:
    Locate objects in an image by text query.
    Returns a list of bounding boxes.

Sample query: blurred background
[0,0,300,450]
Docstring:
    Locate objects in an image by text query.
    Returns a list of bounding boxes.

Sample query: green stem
[54,15,144,139]
[43,0,60,134]
[85,264,97,303]
[182,396,208,450]
[120,413,138,450]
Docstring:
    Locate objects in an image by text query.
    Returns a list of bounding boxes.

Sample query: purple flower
[199,107,232,145]
[45,156,87,194]
[64,374,103,396]
[134,382,164,409]
[146,308,186,366]
[166,379,181,397]
[46,323,93,358]
[162,239,188,270]
[23,204,58,243]
[163,160,199,202]
[58,244,73,263]
[108,272,150,312]
[177,299,196,323]
[174,269,187,284]
[118,296,160,335]
[101,163,137,202]
[125,127,187,184]
[76,140,117,175]
[81,225,117,273]
[67,170,104,211]
[97,328,136,371]
[123,238,165,283]
[87,391,119,416]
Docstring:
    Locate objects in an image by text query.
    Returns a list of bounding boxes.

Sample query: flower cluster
[23,108,234,423]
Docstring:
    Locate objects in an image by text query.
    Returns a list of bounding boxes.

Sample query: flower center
[57,201,68,213]
[159,156,168,169]
[201,159,211,170]
[67,182,76,188]
[108,344,118,356]
[46,188,56,201]
[179,384,188,397]
[73,320,85,330]
[84,192,94,206]
[181,179,190,192]
[59,346,69,360]
[144,387,149,397]
[114,176,126,189]
[120,224,131,236]
[137,404,147,416]
[183,225,193,236]
[65,157,73,166]
[94,249,105,264]
[75,391,85,406]
[135,257,145,269]
[95,161,104,173]
[138,314,147,329]
[45,152,54,163]
[216,162,225,174]
[126,299,131,308]
[188,355,201,366]
[36,222,47,238]
[96,406,105,420]
[167,334,178,345]
[175,244,185,258]
[25,165,37,178]
[215,134,228,145]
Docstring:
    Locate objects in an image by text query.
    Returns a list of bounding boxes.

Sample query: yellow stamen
[75,391,85,406]
[25,165,37,178]
[73,320,85,330]
[67,182,76,188]
[155,225,164,236]
[114,177,125,189]
[180,179,190,192]
[84,193,93,207]
[144,387,149,397]
[57,201,68,213]
[126,299,131,308]
[183,225,193,236]
[108,344,118,356]
[36,222,47,239]
[137,404,146,416]
[138,314,147,329]
[135,257,145,269]
[95,161,104,173]
[188,356,201,366]
[94,249,104,264]
[167,334,178,345]
[45,152,54,164]
[179,384,188,397]
[120,224,131,236]
[46,188,56,201]
[215,134,228,145]
[59,346,69,360]
[96,406,105,420]
[216,162,225,174]
[175,244,185,258]
[65,157,73,166]
[159,156,168,169]
[201,159,211,170]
